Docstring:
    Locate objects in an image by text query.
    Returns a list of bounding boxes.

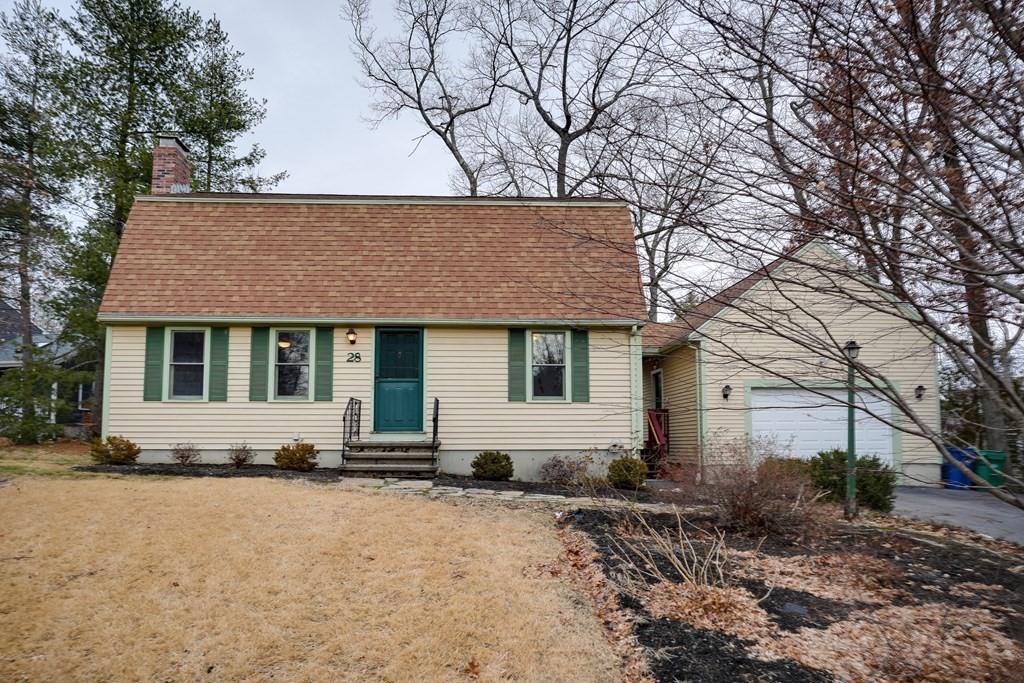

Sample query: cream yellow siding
[105,325,634,469]
[644,347,699,466]
[106,325,374,456]
[695,244,941,483]
[425,327,632,451]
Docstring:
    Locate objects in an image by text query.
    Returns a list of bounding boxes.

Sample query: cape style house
[98,136,648,478]
[100,136,941,483]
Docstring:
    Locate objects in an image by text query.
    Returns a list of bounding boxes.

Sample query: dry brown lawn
[0,441,93,478]
[0,477,618,682]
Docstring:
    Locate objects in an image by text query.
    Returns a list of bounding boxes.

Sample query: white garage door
[750,388,893,464]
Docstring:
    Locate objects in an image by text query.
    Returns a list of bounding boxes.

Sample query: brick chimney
[152,135,191,194]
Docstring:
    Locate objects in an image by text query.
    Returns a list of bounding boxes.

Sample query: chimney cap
[156,133,190,154]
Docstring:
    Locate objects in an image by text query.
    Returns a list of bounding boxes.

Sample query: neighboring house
[642,242,942,486]
[0,300,45,374]
[98,137,647,478]
[0,300,94,427]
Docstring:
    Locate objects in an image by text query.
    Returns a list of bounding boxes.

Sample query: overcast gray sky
[35,0,457,195]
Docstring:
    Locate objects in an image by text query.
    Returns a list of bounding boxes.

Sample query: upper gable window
[169,330,206,399]
[275,329,311,399]
[531,332,566,399]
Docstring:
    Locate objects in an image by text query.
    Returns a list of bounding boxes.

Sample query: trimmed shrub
[539,451,594,486]
[808,448,897,513]
[90,435,141,465]
[471,451,513,481]
[227,442,255,468]
[707,457,825,537]
[607,456,647,489]
[170,442,201,465]
[274,441,319,471]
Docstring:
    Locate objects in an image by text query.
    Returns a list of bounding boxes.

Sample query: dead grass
[0,478,618,682]
[0,441,95,478]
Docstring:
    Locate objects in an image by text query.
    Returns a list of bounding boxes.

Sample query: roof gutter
[133,195,628,208]
[97,314,648,328]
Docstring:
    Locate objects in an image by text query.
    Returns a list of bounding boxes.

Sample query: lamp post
[842,340,862,519]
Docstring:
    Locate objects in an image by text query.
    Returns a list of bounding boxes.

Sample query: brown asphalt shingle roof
[641,321,694,349]
[99,195,647,323]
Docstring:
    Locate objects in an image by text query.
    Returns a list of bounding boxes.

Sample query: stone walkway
[335,476,684,513]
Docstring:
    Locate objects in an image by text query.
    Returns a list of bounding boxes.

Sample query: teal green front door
[374,328,423,432]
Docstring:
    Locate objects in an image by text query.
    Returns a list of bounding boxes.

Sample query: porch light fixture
[915,385,926,400]
[842,340,861,361]
[346,328,358,345]
[722,385,732,400]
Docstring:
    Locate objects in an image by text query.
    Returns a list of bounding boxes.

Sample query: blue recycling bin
[941,446,977,489]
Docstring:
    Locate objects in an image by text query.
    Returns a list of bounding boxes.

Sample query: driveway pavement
[893,486,1024,545]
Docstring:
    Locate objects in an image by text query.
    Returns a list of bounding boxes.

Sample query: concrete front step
[344,455,435,466]
[347,440,438,454]
[339,462,437,478]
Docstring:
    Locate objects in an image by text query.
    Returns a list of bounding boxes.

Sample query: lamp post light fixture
[346,328,358,345]
[915,385,926,400]
[722,385,732,400]
[842,340,862,519]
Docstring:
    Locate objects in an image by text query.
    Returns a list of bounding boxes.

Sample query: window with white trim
[531,331,567,399]
[169,329,206,399]
[274,329,311,399]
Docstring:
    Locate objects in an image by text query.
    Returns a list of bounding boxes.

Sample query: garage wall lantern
[722,385,732,400]
[346,328,358,345]
[915,385,926,400]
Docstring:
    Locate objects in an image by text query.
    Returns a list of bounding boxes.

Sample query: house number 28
[346,352,362,363]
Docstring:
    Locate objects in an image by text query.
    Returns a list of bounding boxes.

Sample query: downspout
[629,325,643,452]
[101,326,112,439]
[695,339,707,470]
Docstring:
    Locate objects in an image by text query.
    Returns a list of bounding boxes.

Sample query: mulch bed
[433,474,657,502]
[71,464,655,501]
[73,463,344,481]
[569,508,1024,682]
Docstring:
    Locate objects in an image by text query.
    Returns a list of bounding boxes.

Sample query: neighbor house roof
[0,301,50,367]
[99,194,647,324]
[0,300,44,343]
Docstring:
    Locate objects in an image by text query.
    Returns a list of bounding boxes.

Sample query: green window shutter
[143,326,165,401]
[571,329,590,403]
[508,328,526,402]
[314,327,334,401]
[208,327,229,402]
[249,327,270,401]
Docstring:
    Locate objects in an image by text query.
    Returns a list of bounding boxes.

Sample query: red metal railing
[643,408,670,478]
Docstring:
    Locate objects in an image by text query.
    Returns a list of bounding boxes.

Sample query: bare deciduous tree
[668,0,1023,505]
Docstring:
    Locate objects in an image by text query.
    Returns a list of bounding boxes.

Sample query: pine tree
[53,0,285,430]
[176,18,287,192]
[0,0,73,442]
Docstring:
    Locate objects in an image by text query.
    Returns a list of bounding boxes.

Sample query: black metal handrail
[342,397,362,463]
[431,397,440,466]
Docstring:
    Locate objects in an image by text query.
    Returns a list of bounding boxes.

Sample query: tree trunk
[944,149,1010,453]
[17,101,37,434]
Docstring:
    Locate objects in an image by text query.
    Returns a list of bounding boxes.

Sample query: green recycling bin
[974,450,1007,487]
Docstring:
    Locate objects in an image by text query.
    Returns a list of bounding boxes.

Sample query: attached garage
[749,387,894,464]
[641,242,942,485]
